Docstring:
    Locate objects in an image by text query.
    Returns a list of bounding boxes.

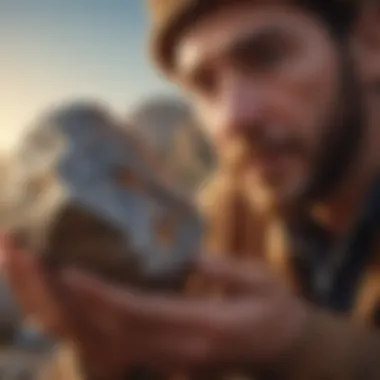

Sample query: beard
[298,49,365,205]
[218,48,365,214]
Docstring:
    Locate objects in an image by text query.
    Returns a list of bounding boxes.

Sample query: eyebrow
[226,25,290,61]
[179,25,290,84]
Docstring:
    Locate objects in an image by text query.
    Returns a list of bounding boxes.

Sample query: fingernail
[0,233,12,250]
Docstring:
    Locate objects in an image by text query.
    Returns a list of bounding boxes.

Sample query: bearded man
[2,1,380,379]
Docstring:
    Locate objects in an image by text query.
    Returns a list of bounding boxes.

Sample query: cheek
[274,40,340,157]
[193,101,226,151]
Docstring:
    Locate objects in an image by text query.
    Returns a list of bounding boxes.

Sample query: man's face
[173,2,362,207]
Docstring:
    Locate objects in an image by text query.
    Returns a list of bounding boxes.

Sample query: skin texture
[2,1,380,378]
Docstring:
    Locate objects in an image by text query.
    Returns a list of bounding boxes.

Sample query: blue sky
[0,0,175,150]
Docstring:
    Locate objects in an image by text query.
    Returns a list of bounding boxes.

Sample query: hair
[303,0,359,36]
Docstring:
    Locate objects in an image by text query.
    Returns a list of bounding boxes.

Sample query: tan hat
[147,0,240,75]
[147,0,358,76]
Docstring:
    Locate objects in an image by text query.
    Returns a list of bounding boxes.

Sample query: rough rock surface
[1,101,203,291]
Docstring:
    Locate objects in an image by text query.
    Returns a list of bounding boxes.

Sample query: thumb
[0,233,17,275]
[196,255,274,293]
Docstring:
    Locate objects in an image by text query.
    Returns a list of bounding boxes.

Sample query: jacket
[196,172,380,379]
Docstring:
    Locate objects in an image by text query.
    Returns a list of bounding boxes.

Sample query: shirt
[288,176,380,314]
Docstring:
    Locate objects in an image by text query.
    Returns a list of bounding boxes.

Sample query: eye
[233,30,291,73]
[242,42,286,71]
[191,67,218,98]
[256,44,285,68]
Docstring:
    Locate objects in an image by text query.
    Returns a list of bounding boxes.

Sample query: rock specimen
[0,101,206,379]
[0,101,203,292]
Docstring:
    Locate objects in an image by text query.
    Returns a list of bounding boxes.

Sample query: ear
[351,3,380,86]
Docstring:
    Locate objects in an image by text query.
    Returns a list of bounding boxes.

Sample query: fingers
[60,269,223,331]
[3,242,44,316]
[196,256,274,293]
[0,239,7,273]
[59,270,129,352]
[60,269,220,371]
[57,260,276,373]
[0,236,69,338]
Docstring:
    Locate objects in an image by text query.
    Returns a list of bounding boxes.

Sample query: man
[2,0,380,378]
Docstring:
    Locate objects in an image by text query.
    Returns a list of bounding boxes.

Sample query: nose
[217,75,264,138]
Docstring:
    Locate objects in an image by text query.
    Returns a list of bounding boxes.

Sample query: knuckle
[182,339,214,367]
[181,319,233,368]
[209,313,235,345]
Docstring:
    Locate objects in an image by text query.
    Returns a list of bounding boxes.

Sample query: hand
[0,236,129,378]
[0,236,71,338]
[58,257,308,376]
[0,235,308,377]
